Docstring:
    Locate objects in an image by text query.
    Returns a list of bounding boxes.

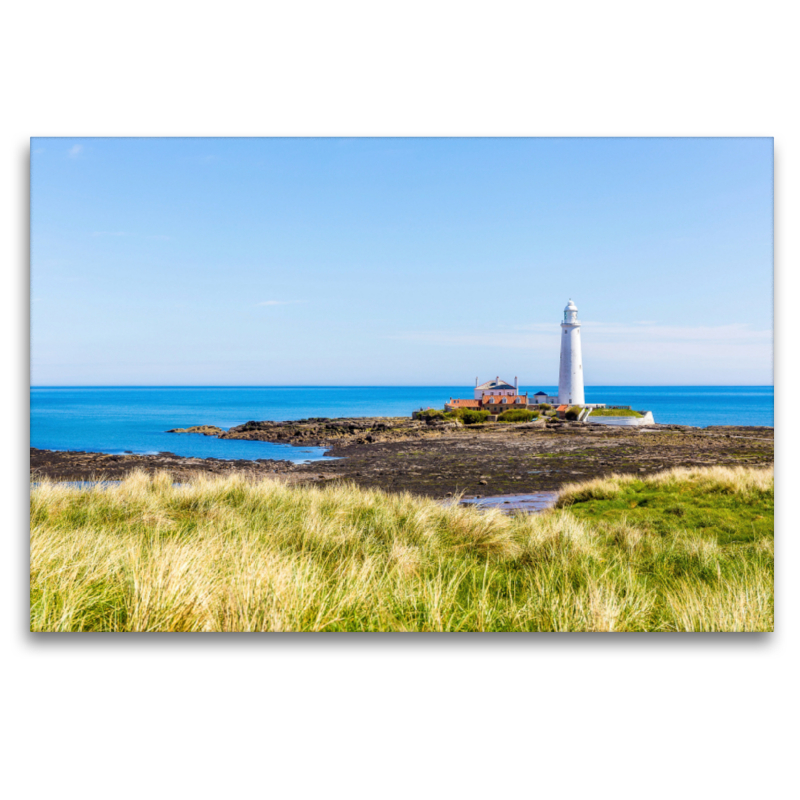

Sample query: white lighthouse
[558,299,585,405]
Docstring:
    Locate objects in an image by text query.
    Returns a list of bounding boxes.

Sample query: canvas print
[30,137,774,632]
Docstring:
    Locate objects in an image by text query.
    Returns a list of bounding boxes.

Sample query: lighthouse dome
[563,299,579,323]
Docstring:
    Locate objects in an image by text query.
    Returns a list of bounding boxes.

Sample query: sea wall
[590,411,655,426]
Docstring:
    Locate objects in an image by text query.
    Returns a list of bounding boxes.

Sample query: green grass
[458,409,489,425]
[589,408,644,417]
[437,408,488,424]
[416,408,445,420]
[497,409,538,423]
[558,468,772,546]
[30,466,773,632]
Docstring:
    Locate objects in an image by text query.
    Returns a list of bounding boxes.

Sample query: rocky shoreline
[29,448,338,485]
[31,417,774,499]
[166,416,454,446]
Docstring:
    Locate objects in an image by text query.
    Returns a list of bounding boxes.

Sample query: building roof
[482,394,528,405]
[446,398,481,408]
[534,391,548,396]
[476,377,516,391]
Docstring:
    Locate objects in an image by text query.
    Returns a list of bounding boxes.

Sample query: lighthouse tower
[558,299,585,405]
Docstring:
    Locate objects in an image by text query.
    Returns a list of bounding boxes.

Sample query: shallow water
[30,480,123,490]
[459,492,559,514]
[30,480,199,492]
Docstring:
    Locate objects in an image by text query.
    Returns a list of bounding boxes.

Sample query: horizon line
[30,383,775,389]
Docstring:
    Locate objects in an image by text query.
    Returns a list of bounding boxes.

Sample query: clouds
[578,321,772,344]
[391,321,772,348]
[387,321,772,383]
[68,144,83,158]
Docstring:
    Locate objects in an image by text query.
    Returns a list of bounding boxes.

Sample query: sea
[30,386,774,464]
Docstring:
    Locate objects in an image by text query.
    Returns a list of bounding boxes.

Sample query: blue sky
[30,137,773,386]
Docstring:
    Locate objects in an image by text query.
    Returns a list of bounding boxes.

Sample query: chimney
[515,376,518,389]
[475,377,478,387]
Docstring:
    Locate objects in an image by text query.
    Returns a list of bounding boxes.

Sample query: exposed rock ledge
[166,415,703,447]
[167,425,225,436]
[29,448,337,484]
[167,416,477,446]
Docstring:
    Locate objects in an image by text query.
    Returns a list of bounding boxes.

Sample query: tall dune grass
[30,466,773,632]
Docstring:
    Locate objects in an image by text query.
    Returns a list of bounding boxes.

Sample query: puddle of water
[30,481,191,491]
[459,492,558,514]
[30,480,122,490]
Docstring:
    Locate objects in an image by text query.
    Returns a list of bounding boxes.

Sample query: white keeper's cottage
[474,376,518,400]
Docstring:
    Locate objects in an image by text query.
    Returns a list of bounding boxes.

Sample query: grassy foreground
[30,466,773,632]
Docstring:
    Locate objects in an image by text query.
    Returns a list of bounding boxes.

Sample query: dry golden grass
[30,466,774,632]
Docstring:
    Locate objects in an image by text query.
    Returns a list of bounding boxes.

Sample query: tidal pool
[459,491,558,514]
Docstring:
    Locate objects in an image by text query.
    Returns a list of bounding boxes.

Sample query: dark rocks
[213,416,431,447]
[287,422,773,499]
[166,425,225,436]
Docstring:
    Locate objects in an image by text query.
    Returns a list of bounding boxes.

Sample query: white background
[3,2,796,798]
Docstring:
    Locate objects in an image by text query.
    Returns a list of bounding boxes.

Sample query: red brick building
[480,394,529,414]
[444,393,530,413]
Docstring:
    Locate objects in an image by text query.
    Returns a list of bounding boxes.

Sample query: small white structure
[589,411,655,427]
[531,391,559,405]
[474,376,518,401]
[558,299,584,405]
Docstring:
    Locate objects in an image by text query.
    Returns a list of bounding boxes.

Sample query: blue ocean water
[30,386,774,462]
